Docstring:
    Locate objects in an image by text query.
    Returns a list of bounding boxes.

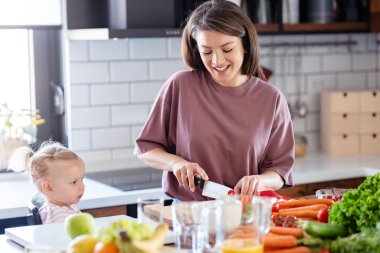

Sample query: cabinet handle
[373,91,377,97]
[372,113,377,118]
[343,92,348,97]
[343,113,347,118]
[343,134,347,139]
[373,134,377,139]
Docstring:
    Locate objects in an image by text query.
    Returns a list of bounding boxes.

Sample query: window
[0,29,34,111]
[0,28,65,171]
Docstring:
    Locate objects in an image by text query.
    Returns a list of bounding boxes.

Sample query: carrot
[263,235,298,248]
[264,246,311,253]
[269,226,304,238]
[279,204,328,212]
[277,210,318,219]
[278,199,333,209]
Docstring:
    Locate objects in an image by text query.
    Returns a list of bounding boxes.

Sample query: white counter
[1,153,379,220]
[292,153,380,184]
[0,174,166,220]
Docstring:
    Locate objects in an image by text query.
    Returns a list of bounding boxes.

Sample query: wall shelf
[283,22,369,33]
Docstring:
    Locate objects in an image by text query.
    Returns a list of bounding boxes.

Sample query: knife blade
[194,177,234,199]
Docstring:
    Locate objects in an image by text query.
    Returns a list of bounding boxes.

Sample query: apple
[65,213,96,239]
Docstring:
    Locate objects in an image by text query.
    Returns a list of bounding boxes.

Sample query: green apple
[64,213,96,239]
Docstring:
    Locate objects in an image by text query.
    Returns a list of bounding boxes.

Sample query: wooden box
[360,133,380,154]
[321,90,380,155]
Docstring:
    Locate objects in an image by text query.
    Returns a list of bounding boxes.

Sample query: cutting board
[5,215,175,252]
[144,204,174,228]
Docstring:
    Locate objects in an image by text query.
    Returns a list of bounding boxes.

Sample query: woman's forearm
[260,170,285,191]
[137,148,186,172]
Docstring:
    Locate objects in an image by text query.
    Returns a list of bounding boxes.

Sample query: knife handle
[194,177,205,189]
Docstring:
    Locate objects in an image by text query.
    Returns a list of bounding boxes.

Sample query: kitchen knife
[194,177,234,199]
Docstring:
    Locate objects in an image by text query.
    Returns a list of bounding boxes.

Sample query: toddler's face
[47,158,86,206]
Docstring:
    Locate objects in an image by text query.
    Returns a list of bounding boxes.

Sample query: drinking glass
[252,196,276,244]
[171,201,206,253]
[24,244,59,253]
[137,197,164,226]
[203,200,224,253]
[220,195,275,253]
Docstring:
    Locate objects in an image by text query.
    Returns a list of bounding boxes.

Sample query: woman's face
[195,30,247,87]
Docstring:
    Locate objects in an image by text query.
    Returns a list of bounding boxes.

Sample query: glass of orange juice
[221,238,263,253]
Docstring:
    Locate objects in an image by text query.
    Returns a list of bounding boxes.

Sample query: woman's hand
[172,161,209,192]
[234,175,263,196]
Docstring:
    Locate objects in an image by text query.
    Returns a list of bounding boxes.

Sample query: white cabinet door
[0,0,61,26]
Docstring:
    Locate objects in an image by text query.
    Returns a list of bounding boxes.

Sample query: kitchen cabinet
[66,0,374,40]
[276,177,366,198]
[321,90,380,155]
[0,0,61,28]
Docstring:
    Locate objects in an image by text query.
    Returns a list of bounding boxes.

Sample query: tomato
[93,241,119,253]
[318,248,330,253]
[271,214,284,226]
[272,202,280,212]
[283,216,298,227]
[317,206,329,223]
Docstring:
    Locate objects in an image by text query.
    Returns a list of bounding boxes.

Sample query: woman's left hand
[234,175,263,196]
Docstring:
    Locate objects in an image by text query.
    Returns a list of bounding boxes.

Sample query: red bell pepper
[258,190,292,202]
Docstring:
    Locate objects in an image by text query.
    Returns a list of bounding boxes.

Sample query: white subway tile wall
[69,34,380,171]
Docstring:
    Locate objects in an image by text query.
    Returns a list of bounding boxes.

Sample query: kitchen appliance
[194,178,234,199]
[108,0,207,30]
[282,0,299,24]
[307,0,334,23]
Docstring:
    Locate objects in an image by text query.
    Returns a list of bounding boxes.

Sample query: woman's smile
[196,30,246,87]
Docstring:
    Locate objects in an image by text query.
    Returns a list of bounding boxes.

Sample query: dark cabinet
[66,0,376,39]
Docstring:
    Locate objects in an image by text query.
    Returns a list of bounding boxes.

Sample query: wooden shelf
[254,24,280,33]
[283,22,369,33]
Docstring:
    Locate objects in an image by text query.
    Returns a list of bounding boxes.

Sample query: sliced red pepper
[258,190,293,202]
[227,190,235,195]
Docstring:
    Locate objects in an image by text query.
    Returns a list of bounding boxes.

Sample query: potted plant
[0,103,45,169]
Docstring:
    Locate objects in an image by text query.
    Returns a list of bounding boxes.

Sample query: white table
[1,215,177,253]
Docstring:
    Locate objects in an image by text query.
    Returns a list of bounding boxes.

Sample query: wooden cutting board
[144,204,174,228]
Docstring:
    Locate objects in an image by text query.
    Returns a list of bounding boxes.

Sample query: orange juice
[221,239,263,253]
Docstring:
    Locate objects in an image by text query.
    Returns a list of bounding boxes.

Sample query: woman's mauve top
[134,70,295,201]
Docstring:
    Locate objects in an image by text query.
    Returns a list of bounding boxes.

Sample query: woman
[134,0,294,201]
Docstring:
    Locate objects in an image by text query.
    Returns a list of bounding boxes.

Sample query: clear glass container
[315,187,349,201]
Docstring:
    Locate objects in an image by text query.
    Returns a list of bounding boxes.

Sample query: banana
[119,222,169,253]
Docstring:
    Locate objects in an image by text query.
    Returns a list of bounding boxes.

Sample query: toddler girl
[9,141,85,224]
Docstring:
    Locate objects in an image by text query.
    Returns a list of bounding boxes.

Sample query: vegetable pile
[328,172,380,234]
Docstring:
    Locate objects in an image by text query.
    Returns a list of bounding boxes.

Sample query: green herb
[327,228,380,253]
[328,173,380,234]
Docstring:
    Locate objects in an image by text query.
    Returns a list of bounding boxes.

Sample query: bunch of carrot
[227,225,311,253]
[272,198,334,220]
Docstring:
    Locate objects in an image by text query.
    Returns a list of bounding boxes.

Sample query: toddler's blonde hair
[8,140,81,191]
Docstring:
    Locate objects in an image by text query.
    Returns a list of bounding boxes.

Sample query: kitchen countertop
[0,173,167,220]
[292,153,380,184]
[1,153,379,220]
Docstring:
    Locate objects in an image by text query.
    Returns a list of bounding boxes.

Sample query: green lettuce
[328,173,380,234]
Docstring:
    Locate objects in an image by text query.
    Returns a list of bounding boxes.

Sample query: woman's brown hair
[181,0,265,80]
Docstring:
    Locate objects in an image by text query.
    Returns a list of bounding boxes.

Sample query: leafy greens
[328,172,380,234]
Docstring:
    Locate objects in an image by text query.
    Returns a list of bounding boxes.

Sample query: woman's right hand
[172,161,209,192]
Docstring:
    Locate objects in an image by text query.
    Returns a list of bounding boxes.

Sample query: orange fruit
[93,241,119,253]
